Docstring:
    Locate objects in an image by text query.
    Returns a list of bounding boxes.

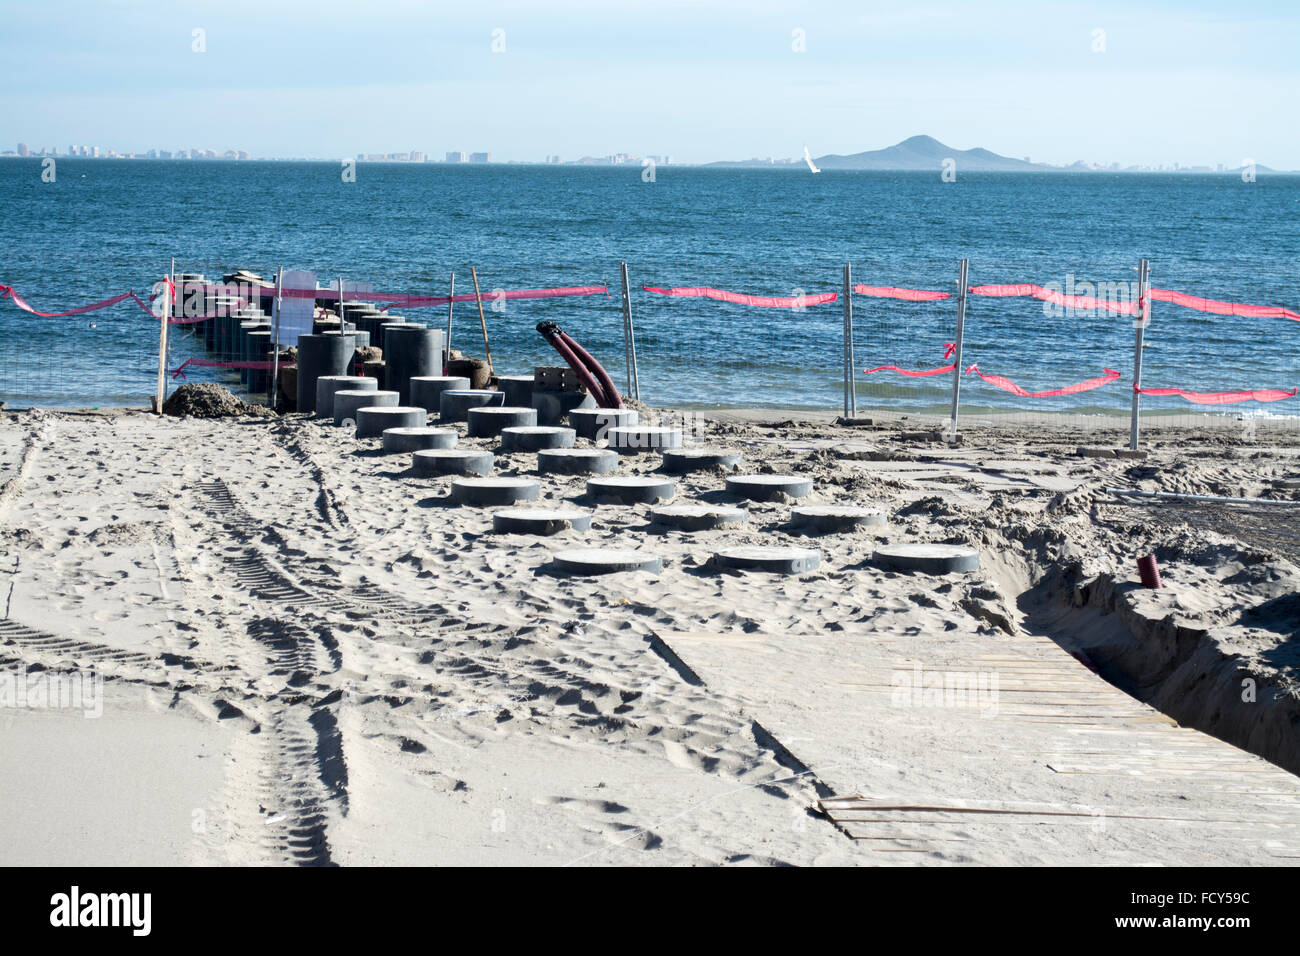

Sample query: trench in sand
[993,539,1300,780]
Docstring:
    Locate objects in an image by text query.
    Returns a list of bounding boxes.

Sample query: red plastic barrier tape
[376,285,609,310]
[172,281,607,308]
[965,364,1121,397]
[1150,288,1300,322]
[1,280,607,321]
[0,284,158,318]
[864,343,956,377]
[1135,384,1297,405]
[642,286,837,308]
[967,283,1140,316]
[853,284,952,301]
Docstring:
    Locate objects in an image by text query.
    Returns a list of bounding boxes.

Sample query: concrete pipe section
[491,508,593,535]
[550,548,662,576]
[873,543,980,574]
[725,474,813,501]
[606,426,683,454]
[569,407,639,442]
[497,375,534,408]
[790,505,887,534]
[379,323,409,352]
[385,326,444,405]
[296,332,354,414]
[412,449,495,477]
[532,388,595,426]
[247,330,272,392]
[650,505,747,532]
[333,389,398,426]
[713,546,822,574]
[356,406,427,439]
[586,476,676,505]
[536,448,619,476]
[315,375,376,420]
[411,376,470,414]
[381,427,458,454]
[439,389,501,423]
[467,406,538,438]
[661,448,743,473]
[451,477,541,507]
[500,426,575,453]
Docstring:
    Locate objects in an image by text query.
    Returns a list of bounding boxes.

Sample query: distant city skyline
[3,141,682,166]
[1,1,1297,170]
[3,138,1283,173]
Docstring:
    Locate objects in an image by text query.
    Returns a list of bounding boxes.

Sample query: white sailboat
[803,145,820,174]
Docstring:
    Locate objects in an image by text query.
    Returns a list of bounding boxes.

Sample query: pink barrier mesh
[1136,384,1297,405]
[1150,288,1300,322]
[642,286,837,307]
[965,364,1122,398]
[967,283,1140,316]
[853,284,952,301]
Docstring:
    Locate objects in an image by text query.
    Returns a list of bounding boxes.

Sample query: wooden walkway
[655,624,1300,864]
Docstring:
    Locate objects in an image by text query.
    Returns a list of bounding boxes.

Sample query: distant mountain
[708,135,1049,171]
[820,135,1047,171]
[705,135,1292,172]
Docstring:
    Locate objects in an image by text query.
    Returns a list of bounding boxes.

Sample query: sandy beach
[2,402,1299,866]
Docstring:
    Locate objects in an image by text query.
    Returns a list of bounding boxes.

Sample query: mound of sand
[162,383,270,419]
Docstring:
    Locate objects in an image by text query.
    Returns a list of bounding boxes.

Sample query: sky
[1,0,1297,168]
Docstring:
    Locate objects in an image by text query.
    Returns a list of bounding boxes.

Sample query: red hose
[538,323,611,406]
[557,330,623,409]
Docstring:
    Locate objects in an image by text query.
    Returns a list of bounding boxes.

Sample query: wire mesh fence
[0,269,161,409]
[164,267,279,407]
[2,259,1297,443]
[848,259,1300,437]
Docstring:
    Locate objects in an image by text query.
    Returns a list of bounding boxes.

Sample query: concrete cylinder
[411,376,470,413]
[532,388,596,426]
[385,326,443,405]
[536,448,619,475]
[356,406,427,439]
[339,301,372,322]
[607,426,683,454]
[297,333,353,414]
[237,321,258,383]
[247,330,272,393]
[381,427,458,454]
[440,389,502,423]
[412,449,495,477]
[500,426,575,452]
[316,375,376,419]
[497,375,534,408]
[355,315,381,344]
[334,389,398,426]
[451,477,541,507]
[467,406,538,438]
[569,407,639,442]
[379,322,408,353]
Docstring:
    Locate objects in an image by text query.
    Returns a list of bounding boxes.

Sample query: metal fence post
[1130,258,1150,450]
[270,266,283,408]
[843,263,856,418]
[154,257,173,413]
[445,272,455,369]
[948,258,969,435]
[620,262,640,401]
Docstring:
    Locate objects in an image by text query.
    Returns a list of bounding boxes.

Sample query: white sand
[2,404,1299,865]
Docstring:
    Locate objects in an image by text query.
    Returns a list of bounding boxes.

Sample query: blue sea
[2,158,1297,417]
